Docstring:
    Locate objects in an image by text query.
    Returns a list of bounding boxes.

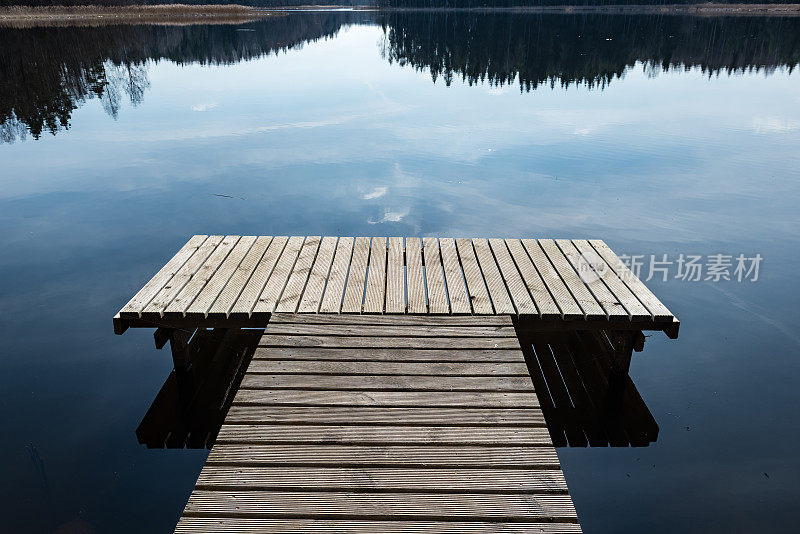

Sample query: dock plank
[440,238,471,314]
[423,237,449,314]
[506,239,560,319]
[341,237,370,313]
[252,236,304,314]
[589,239,674,320]
[363,237,387,313]
[276,236,321,313]
[229,236,287,317]
[473,238,515,314]
[143,235,224,316]
[319,237,354,313]
[187,236,256,317]
[298,236,338,313]
[164,236,240,316]
[405,238,427,313]
[176,518,582,533]
[490,238,537,315]
[121,235,208,316]
[456,238,493,314]
[385,237,405,313]
[556,239,628,321]
[521,239,583,320]
[538,239,605,320]
[208,236,273,316]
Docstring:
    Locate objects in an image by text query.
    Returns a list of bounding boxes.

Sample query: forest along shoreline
[2,3,800,27]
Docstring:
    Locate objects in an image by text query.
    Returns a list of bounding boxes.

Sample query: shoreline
[2,3,799,27]
[0,4,277,26]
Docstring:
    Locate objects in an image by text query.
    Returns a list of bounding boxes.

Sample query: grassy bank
[0,4,275,26]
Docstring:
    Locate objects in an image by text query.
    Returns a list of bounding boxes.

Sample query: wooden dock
[115,235,679,532]
[115,236,678,336]
[175,314,580,533]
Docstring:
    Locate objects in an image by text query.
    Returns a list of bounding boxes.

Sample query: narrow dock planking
[115,236,678,338]
[175,314,581,533]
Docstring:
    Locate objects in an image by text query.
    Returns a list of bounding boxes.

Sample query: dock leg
[154,328,193,370]
[609,331,645,376]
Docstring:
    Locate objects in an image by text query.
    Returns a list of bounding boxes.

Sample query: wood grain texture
[176,314,583,533]
[119,236,675,332]
[319,237,353,313]
[364,237,387,313]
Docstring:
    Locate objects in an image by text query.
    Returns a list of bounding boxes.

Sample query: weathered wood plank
[247,360,530,376]
[297,236,338,313]
[439,237,471,314]
[423,237,449,314]
[473,238,515,314]
[208,236,273,316]
[262,323,516,338]
[268,313,512,326]
[363,237,387,313]
[195,465,565,490]
[505,239,560,319]
[206,445,561,468]
[143,235,224,316]
[538,239,605,320]
[571,240,651,321]
[239,374,534,391]
[405,237,426,313]
[186,236,256,317]
[252,236,304,314]
[589,239,674,320]
[319,237,354,313]
[233,389,539,408]
[252,347,524,362]
[341,237,370,313]
[276,236,321,313]
[229,236,287,317]
[120,235,208,316]
[385,237,405,313]
[164,236,240,316]
[184,490,575,520]
[225,406,546,426]
[521,239,583,320]
[489,238,537,315]
[556,239,628,321]
[176,518,583,533]
[258,335,521,350]
[456,238,493,314]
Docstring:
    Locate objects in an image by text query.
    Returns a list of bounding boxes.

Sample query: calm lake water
[1,11,799,533]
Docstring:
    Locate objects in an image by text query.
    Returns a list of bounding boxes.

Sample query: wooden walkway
[115,236,678,337]
[175,314,581,533]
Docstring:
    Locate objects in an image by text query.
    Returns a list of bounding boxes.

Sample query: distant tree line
[2,11,799,143]
[379,11,800,90]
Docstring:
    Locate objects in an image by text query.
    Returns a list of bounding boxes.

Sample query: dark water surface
[1,11,799,533]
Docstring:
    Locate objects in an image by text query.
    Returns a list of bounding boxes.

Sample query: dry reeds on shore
[0,4,275,27]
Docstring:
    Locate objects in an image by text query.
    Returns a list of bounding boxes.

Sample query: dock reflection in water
[137,324,658,450]
[136,328,260,449]
[515,328,659,448]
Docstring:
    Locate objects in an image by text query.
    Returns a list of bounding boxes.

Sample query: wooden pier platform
[175,314,580,533]
[115,235,680,532]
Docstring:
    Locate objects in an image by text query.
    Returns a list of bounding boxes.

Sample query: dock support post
[609,331,645,376]
[154,328,193,369]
